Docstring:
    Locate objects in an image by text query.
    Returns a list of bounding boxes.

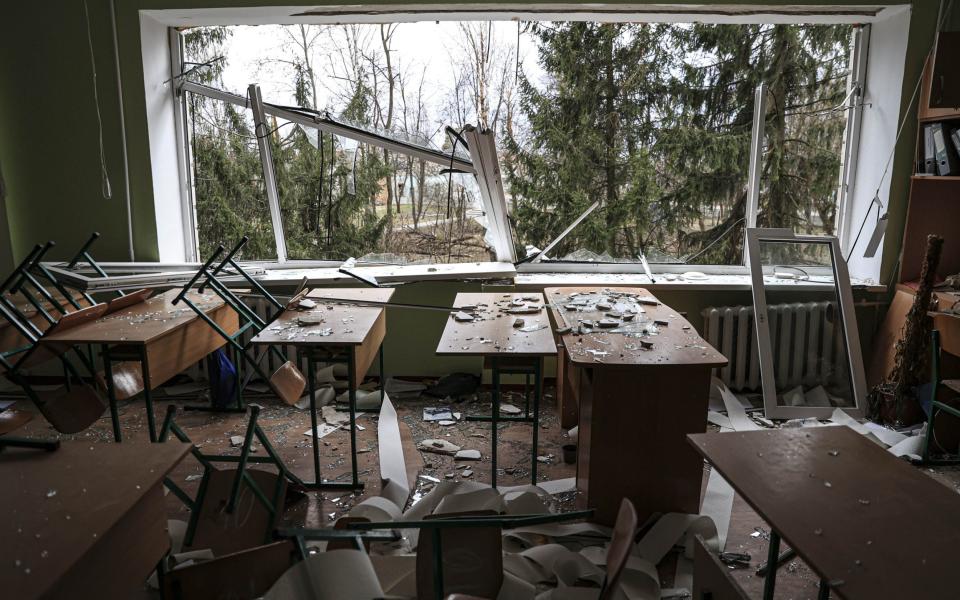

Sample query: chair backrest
[165,540,296,600]
[17,302,108,369]
[416,510,503,600]
[600,498,639,600]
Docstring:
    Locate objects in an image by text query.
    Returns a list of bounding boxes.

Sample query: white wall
[140,13,187,263]
[844,6,911,282]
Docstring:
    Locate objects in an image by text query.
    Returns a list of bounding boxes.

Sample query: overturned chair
[0,243,110,448]
[172,237,307,412]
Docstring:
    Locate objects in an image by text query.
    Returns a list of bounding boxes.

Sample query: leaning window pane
[756,239,855,409]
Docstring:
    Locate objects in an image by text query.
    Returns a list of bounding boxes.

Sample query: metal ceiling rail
[180,81,475,173]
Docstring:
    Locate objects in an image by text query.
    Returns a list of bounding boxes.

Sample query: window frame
[168,18,870,273]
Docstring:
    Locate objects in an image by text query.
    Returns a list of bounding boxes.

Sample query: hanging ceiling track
[179,81,475,173]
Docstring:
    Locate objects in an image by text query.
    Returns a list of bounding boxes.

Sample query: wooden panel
[145,302,237,388]
[0,441,191,599]
[577,364,712,525]
[867,288,913,388]
[162,541,295,600]
[251,288,394,347]
[899,178,960,283]
[352,310,386,388]
[688,427,960,600]
[305,288,396,304]
[919,51,960,122]
[40,289,227,345]
[436,292,557,357]
[557,344,579,429]
[46,483,169,599]
[693,535,750,600]
[103,303,238,401]
[544,287,726,367]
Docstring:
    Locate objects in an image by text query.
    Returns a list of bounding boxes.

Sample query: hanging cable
[83,0,111,200]
[845,0,954,262]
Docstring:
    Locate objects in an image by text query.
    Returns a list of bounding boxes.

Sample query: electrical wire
[683,216,746,264]
[83,0,111,200]
[845,0,953,263]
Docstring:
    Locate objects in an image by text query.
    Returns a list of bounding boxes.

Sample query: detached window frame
[168,18,871,275]
[746,227,867,420]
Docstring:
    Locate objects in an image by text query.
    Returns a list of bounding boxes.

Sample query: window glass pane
[181,21,853,266]
[277,127,494,263]
[757,26,852,237]
[187,92,278,261]
[756,239,855,408]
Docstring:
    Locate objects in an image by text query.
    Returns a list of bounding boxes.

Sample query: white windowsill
[252,262,886,293]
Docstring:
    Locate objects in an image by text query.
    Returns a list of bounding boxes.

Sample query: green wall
[0,1,942,377]
[0,0,937,268]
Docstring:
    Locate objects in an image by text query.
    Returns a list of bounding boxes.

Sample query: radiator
[701,302,845,392]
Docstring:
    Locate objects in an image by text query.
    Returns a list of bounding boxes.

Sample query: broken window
[175,19,865,269]
[746,228,867,419]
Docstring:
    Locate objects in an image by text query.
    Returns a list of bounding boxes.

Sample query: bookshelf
[899,50,960,286]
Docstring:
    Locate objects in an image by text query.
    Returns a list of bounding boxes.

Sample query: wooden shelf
[918,53,960,122]
[910,175,960,182]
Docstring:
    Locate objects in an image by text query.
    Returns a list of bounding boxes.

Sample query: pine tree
[508,22,853,264]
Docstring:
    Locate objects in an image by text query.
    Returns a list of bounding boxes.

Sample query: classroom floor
[12,383,960,600]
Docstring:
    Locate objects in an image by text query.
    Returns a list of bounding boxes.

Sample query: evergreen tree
[508,22,853,264]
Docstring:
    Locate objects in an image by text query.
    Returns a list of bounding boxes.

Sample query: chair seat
[35,383,107,434]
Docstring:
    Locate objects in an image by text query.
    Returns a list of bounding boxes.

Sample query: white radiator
[701,302,845,392]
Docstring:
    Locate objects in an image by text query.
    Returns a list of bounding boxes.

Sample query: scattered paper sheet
[263,549,385,600]
[377,393,409,510]
[295,386,335,410]
[423,407,454,421]
[336,389,383,410]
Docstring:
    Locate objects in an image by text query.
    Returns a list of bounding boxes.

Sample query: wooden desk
[0,290,90,362]
[688,427,960,600]
[437,292,557,486]
[250,287,394,490]
[545,287,726,525]
[41,289,239,442]
[0,440,192,599]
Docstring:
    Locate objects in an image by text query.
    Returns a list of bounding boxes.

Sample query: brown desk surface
[0,440,192,598]
[436,292,557,357]
[39,289,225,346]
[545,286,726,367]
[688,427,960,600]
[250,288,395,347]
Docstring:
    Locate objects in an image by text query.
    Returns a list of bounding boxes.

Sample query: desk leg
[491,357,500,489]
[306,351,323,486]
[763,530,781,600]
[140,346,157,443]
[348,351,360,489]
[379,345,385,390]
[531,358,542,485]
[101,344,121,443]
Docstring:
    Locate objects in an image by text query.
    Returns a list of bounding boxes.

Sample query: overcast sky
[205,21,546,142]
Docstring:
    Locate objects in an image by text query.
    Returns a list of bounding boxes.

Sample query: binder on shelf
[950,127,960,163]
[923,124,937,175]
[932,122,958,177]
